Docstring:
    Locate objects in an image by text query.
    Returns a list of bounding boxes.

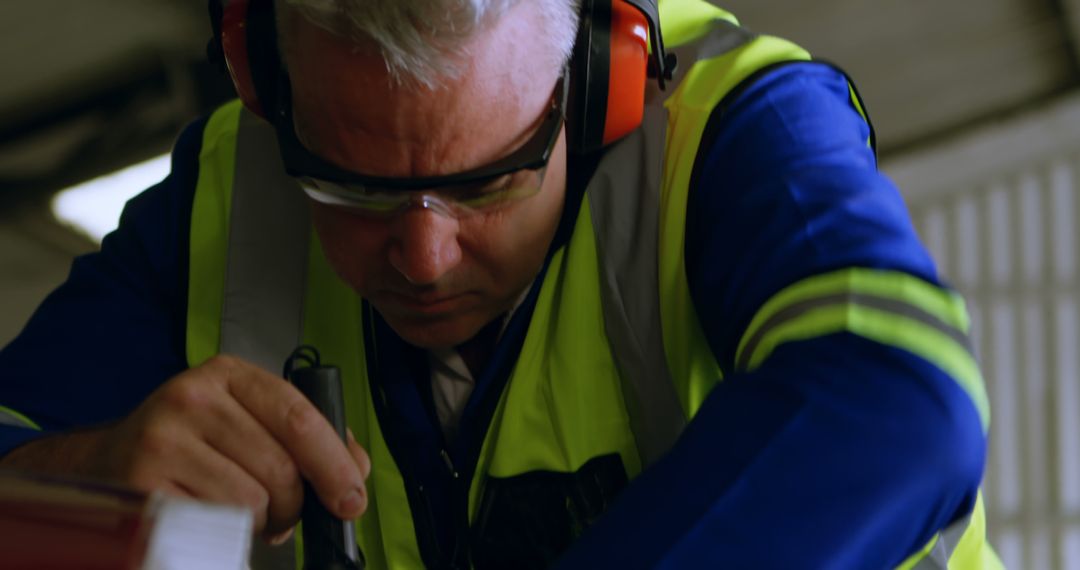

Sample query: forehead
[281,3,562,176]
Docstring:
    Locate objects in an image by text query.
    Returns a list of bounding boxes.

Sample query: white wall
[886,93,1080,570]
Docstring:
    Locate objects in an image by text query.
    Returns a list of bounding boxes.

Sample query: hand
[0,355,371,540]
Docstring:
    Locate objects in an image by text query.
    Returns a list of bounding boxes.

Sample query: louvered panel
[889,95,1080,570]
[721,0,1077,150]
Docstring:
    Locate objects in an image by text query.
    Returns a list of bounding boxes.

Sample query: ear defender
[568,0,650,154]
[216,0,265,117]
[602,1,651,147]
[213,0,282,119]
[211,0,664,149]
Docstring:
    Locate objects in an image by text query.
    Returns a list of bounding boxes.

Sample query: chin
[379,311,489,350]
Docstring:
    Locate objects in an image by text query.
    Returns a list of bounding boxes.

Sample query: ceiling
[0,0,230,203]
[1,0,1079,203]
[724,0,1080,153]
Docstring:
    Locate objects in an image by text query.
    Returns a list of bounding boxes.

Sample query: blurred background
[0,1,1077,567]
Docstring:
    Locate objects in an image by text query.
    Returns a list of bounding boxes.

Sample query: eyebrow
[274,68,566,187]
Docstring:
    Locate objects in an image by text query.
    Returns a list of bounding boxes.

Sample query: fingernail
[338,488,364,517]
[269,527,294,546]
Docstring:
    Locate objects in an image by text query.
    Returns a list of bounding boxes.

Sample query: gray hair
[279,0,581,88]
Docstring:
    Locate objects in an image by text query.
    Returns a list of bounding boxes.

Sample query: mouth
[383,291,467,317]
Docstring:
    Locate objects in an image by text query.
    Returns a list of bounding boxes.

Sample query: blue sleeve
[0,117,206,456]
[557,63,986,567]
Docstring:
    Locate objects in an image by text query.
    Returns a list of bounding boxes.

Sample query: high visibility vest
[184,1,1000,567]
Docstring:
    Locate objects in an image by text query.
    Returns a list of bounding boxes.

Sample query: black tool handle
[286,348,363,570]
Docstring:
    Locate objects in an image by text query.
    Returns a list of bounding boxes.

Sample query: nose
[388,206,463,286]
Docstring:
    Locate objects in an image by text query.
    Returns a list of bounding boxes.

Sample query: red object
[0,470,253,569]
[603,0,649,146]
[0,472,150,569]
[221,0,265,117]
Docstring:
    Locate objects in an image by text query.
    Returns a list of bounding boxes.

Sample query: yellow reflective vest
[185,1,999,567]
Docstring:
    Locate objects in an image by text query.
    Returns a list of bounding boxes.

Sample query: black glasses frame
[271,69,570,192]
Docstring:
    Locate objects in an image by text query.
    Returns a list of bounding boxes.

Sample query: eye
[470,174,515,196]
[438,174,510,201]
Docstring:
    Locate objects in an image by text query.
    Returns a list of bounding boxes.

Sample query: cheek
[465,177,565,279]
[308,203,388,290]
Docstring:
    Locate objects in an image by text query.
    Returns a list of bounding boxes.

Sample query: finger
[214,356,368,520]
[276,395,367,520]
[188,445,268,532]
[135,426,272,533]
[266,526,295,547]
[147,358,306,534]
[151,480,194,499]
[198,393,305,535]
[347,428,371,481]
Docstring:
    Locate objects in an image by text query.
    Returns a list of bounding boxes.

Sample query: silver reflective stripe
[220,109,311,374]
[588,105,684,467]
[736,292,975,372]
[222,109,308,570]
[0,406,37,429]
[912,514,973,569]
[591,19,757,466]
[699,19,759,60]
[646,19,758,105]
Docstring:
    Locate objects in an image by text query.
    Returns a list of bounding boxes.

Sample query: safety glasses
[272,69,569,218]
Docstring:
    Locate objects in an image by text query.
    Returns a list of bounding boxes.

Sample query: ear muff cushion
[568,0,650,154]
[220,0,265,116]
[602,1,649,145]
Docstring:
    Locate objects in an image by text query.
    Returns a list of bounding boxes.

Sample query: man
[0,0,998,567]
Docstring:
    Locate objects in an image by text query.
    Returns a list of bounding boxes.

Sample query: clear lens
[297,166,546,219]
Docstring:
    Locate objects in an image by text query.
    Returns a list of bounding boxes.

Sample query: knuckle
[284,399,322,438]
[238,487,270,533]
[239,483,271,514]
[360,457,372,481]
[264,478,303,536]
[204,354,240,384]
[161,380,211,413]
[353,445,372,480]
[268,455,300,491]
[207,353,237,370]
[333,457,360,490]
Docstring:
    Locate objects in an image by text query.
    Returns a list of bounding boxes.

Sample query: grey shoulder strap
[587,105,685,468]
[220,109,310,373]
[220,109,309,570]
[588,18,758,467]
[911,514,974,569]
[0,407,39,429]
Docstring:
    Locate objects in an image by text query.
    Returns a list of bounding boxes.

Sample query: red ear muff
[220,0,266,117]
[602,1,649,146]
[568,0,652,154]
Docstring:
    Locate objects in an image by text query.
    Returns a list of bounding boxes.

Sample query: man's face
[284,3,568,349]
